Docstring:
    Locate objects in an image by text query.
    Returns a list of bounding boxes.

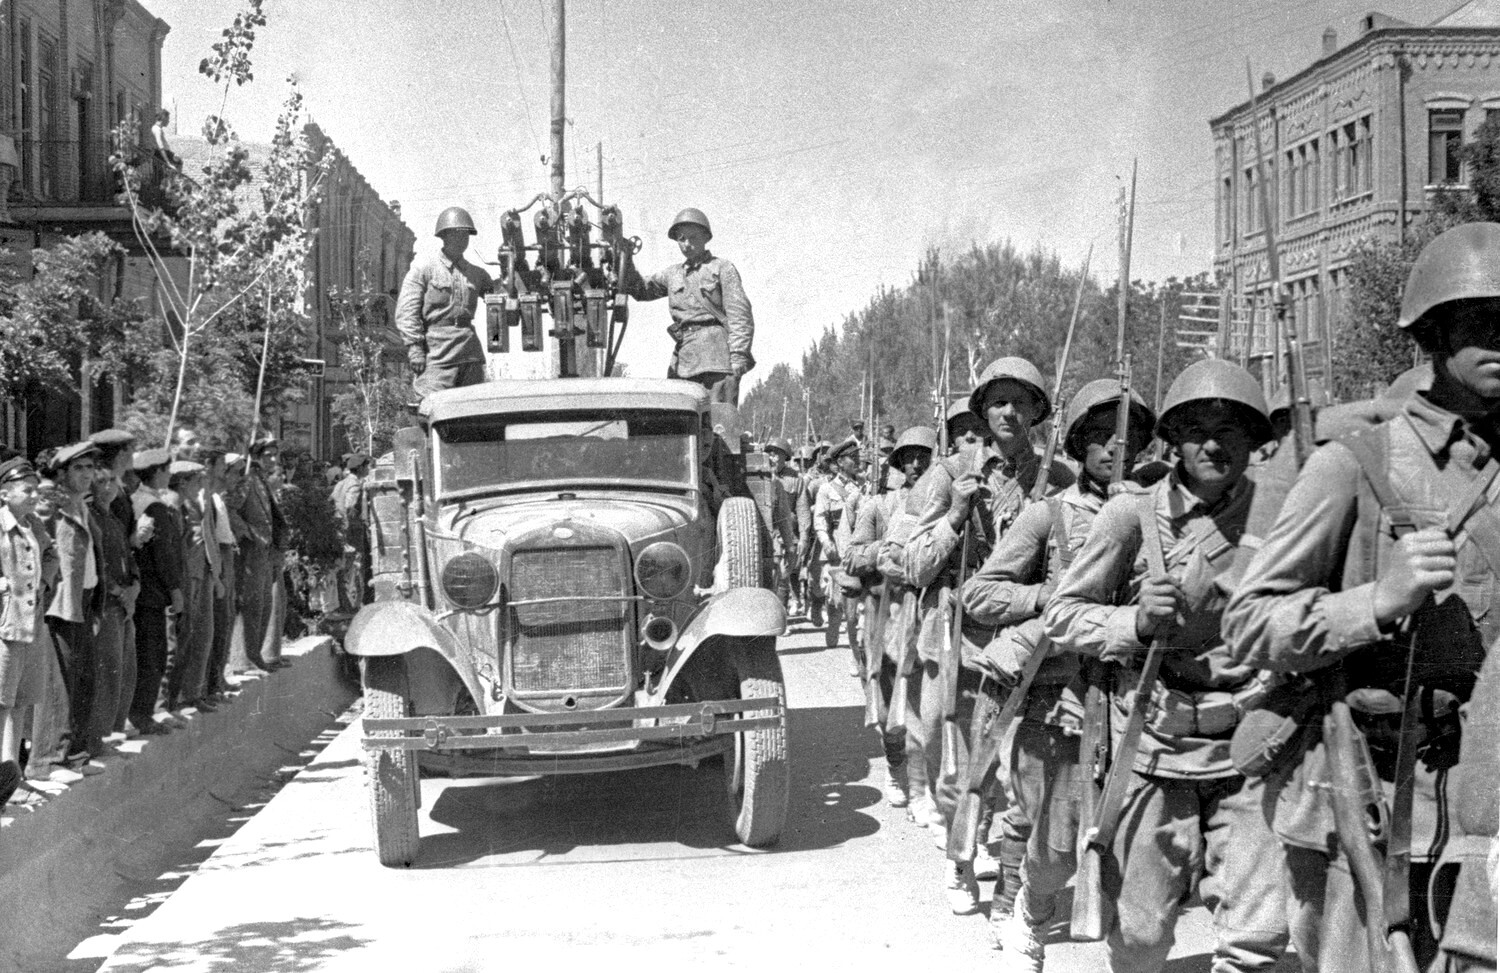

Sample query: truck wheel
[718,496,768,589]
[723,636,789,848]
[363,655,420,867]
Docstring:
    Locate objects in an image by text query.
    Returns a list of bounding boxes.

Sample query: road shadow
[86,917,371,972]
[420,703,883,867]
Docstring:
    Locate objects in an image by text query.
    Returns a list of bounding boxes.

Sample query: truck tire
[718,496,769,589]
[723,636,789,848]
[363,655,420,867]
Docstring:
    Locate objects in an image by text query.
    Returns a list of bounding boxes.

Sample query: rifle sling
[1086,490,1171,852]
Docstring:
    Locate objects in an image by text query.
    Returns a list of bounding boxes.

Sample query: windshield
[435,409,699,495]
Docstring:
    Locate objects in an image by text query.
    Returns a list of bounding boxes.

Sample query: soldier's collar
[1405,391,1494,463]
[1165,467,1249,518]
[684,250,714,272]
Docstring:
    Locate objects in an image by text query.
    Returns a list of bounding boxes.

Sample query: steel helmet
[888,425,938,468]
[945,395,977,425]
[1062,378,1156,462]
[1156,359,1272,445]
[668,207,713,242]
[1397,222,1500,330]
[434,206,478,237]
[765,438,793,460]
[969,357,1052,423]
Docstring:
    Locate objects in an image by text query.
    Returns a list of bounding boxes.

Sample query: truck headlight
[634,542,691,600]
[441,552,499,609]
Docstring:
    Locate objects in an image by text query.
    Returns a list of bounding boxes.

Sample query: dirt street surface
[83,622,1257,972]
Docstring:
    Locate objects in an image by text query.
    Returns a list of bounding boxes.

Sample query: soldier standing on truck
[623,208,755,405]
[396,206,494,400]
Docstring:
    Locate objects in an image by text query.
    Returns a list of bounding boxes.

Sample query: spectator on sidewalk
[164,460,216,713]
[88,450,135,754]
[42,442,106,776]
[89,429,145,738]
[129,449,183,736]
[202,448,239,703]
[232,439,288,671]
[0,457,58,808]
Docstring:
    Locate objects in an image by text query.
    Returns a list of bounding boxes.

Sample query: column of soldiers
[792,224,1496,973]
[0,426,293,810]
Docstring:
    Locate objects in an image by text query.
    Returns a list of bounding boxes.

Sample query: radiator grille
[508,545,630,694]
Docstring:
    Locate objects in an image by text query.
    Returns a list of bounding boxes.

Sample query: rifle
[864,581,891,729]
[1073,495,1167,943]
[949,245,1093,861]
[1245,61,1316,466]
[1108,161,1138,495]
[1032,244,1093,504]
[1069,657,1112,940]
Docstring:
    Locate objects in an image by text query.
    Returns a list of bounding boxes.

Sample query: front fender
[655,587,785,701]
[345,601,485,712]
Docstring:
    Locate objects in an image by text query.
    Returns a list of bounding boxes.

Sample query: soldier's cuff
[1321,584,1384,655]
[1101,606,1147,662]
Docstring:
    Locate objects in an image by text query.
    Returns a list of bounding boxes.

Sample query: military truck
[345,193,788,868]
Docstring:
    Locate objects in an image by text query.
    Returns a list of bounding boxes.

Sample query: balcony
[8,139,178,241]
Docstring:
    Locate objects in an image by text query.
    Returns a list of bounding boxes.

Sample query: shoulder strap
[1136,488,1168,579]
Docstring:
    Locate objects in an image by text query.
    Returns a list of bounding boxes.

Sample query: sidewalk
[0,635,358,973]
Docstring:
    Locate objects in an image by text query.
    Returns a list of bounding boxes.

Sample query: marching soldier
[1044,359,1292,973]
[396,206,494,400]
[814,437,864,657]
[905,357,1073,916]
[797,442,833,627]
[1224,222,1500,972]
[765,440,804,616]
[623,208,755,405]
[962,379,1156,964]
[846,426,936,807]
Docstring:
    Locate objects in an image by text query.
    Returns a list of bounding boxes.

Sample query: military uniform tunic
[395,250,494,395]
[1222,391,1500,971]
[1044,472,1292,973]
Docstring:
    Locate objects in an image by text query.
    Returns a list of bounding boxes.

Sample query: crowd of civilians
[0,427,371,812]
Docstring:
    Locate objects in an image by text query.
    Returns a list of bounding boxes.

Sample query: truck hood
[440,493,698,551]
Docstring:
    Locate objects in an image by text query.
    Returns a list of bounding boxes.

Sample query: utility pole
[596,140,603,203]
[548,0,565,199]
[780,395,788,442]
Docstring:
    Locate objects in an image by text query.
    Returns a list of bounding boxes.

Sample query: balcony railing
[17,137,174,208]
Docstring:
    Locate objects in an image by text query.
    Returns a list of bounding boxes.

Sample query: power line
[497,0,544,164]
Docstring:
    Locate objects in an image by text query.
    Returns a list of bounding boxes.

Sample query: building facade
[0,0,170,451]
[1210,2,1500,380]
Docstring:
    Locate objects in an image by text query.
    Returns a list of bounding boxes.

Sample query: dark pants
[46,616,96,764]
[208,548,237,695]
[89,601,127,750]
[130,602,170,730]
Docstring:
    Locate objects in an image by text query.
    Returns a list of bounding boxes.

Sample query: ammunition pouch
[1145,672,1269,739]
[1231,677,1319,778]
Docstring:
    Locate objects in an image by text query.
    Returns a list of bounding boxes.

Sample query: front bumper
[360,697,784,776]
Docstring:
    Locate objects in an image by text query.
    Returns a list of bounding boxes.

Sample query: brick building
[1209,0,1500,380]
[0,0,171,450]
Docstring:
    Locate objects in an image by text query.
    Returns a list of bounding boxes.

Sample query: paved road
[87,620,1249,972]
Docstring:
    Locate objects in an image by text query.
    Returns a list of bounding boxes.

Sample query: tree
[112,0,326,449]
[328,288,409,457]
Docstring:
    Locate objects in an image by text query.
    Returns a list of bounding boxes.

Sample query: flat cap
[133,447,172,471]
[88,429,135,447]
[51,441,100,471]
[168,460,205,477]
[224,452,246,469]
[827,437,861,462]
[0,457,36,483]
[249,436,279,455]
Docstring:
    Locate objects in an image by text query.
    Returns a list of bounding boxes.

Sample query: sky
[147,0,1468,382]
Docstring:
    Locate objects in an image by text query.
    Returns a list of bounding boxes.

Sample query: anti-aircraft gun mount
[483,189,641,378]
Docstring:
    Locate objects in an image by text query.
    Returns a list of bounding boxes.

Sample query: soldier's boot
[973,810,999,879]
[883,759,909,808]
[943,858,981,916]
[810,598,825,628]
[824,602,842,649]
[907,791,942,830]
[993,895,1050,970]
